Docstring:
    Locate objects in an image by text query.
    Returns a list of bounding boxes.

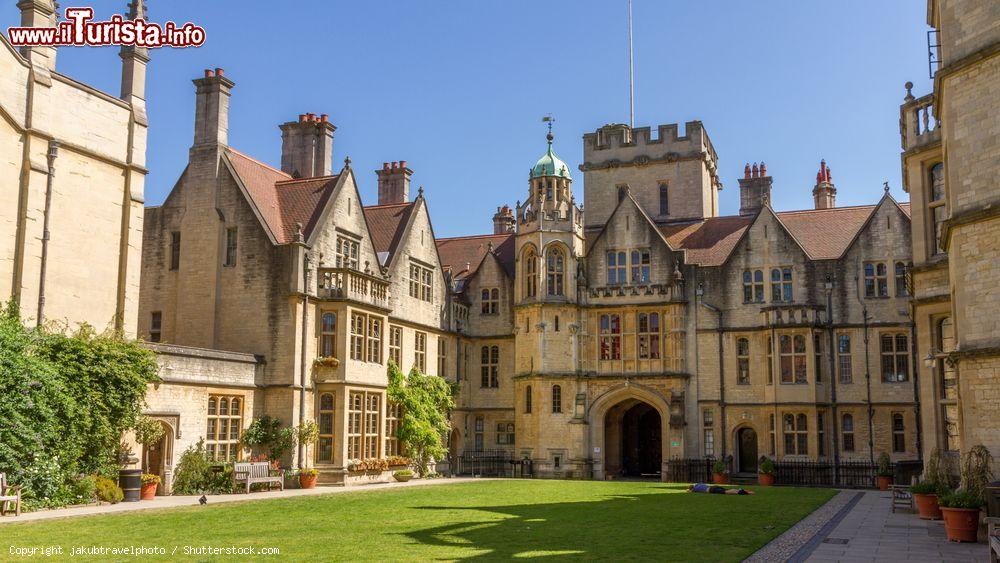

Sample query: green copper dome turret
[530,132,572,180]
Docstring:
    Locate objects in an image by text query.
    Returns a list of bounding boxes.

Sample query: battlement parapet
[581,121,718,172]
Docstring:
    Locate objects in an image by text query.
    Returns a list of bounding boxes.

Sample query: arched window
[525,385,532,413]
[321,312,337,358]
[524,248,537,298]
[551,385,562,413]
[930,163,946,255]
[736,337,750,384]
[841,413,855,452]
[318,393,335,462]
[546,247,565,296]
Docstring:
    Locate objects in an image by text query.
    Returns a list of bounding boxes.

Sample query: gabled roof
[657,200,912,266]
[436,233,515,281]
[660,216,752,266]
[224,148,339,244]
[362,202,417,265]
[775,205,877,260]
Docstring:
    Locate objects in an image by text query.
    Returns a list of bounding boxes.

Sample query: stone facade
[1,0,148,336]
[900,0,1000,469]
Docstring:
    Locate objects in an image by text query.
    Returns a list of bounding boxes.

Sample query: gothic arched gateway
[603,399,663,478]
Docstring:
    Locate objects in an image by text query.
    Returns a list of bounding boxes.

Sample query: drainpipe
[854,263,875,464]
[297,251,311,470]
[36,140,59,328]
[825,275,840,484]
[698,285,726,462]
[906,263,922,461]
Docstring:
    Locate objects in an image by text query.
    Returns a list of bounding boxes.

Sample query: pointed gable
[775,205,877,260]
[437,234,515,281]
[224,148,339,244]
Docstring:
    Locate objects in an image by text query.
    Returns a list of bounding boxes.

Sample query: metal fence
[666,457,921,489]
[453,450,533,478]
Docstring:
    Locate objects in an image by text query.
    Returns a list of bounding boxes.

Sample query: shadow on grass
[401,486,803,561]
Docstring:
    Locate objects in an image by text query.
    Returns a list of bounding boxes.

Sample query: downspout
[907,263,923,461]
[36,140,59,328]
[297,251,311,470]
[825,275,840,484]
[854,263,875,464]
[698,286,725,461]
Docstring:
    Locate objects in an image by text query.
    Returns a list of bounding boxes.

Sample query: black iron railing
[665,457,921,489]
[454,450,533,478]
[664,457,717,484]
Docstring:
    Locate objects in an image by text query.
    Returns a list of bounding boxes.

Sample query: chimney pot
[215,68,224,76]
[399,160,407,169]
[383,162,390,170]
[320,114,329,123]
[760,162,767,177]
[204,69,214,78]
[298,114,307,122]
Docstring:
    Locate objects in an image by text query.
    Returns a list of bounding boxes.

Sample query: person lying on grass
[687,483,755,495]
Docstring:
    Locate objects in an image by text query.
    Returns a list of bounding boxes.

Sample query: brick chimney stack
[376,161,412,204]
[738,161,773,216]
[279,113,336,178]
[812,159,837,209]
[493,205,515,234]
[192,68,235,147]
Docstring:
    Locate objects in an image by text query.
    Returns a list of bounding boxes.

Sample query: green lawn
[5,480,834,561]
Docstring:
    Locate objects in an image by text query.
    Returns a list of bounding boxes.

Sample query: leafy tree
[241,415,297,463]
[133,415,166,472]
[0,302,157,509]
[386,362,455,476]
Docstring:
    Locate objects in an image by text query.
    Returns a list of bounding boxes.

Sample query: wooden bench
[233,462,283,494]
[889,477,916,513]
[988,517,999,563]
[0,473,22,517]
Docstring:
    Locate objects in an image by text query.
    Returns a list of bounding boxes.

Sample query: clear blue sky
[43,1,932,237]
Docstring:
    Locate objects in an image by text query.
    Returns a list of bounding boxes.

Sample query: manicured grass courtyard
[5,480,834,561]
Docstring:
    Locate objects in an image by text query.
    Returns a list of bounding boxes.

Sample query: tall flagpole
[628,0,634,128]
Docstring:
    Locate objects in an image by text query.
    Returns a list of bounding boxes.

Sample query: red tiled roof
[225,148,338,243]
[436,233,515,280]
[363,202,417,263]
[898,202,911,216]
[776,205,876,260]
[660,216,752,266]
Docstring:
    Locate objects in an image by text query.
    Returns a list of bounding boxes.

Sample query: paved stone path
[0,477,481,525]
[745,490,859,563]
[800,490,988,562]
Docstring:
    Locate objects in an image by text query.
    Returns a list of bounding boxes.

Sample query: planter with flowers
[875,453,893,491]
[140,474,160,500]
[298,468,319,489]
[346,458,393,485]
[312,357,340,382]
[386,456,411,469]
[757,458,775,486]
[911,481,947,520]
[938,444,994,542]
[393,470,414,483]
[712,459,730,485]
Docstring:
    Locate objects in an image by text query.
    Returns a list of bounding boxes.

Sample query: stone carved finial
[294,222,304,243]
[904,81,914,102]
[418,186,424,198]
[343,155,351,168]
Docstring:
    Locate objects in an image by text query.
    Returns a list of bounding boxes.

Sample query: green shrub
[393,469,414,477]
[386,362,456,477]
[910,481,949,495]
[938,489,983,509]
[758,458,775,475]
[94,476,123,504]
[0,302,157,509]
[172,440,235,495]
[713,460,728,475]
[875,452,893,477]
[70,475,97,504]
[241,416,296,463]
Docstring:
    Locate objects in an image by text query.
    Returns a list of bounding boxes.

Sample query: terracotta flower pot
[299,474,318,489]
[712,473,729,485]
[758,473,775,486]
[913,493,942,520]
[940,507,979,542]
[876,476,892,490]
[140,482,157,500]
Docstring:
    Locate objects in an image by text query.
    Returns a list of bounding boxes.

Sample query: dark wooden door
[738,428,758,473]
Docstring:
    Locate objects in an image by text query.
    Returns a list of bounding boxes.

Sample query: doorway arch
[588,383,672,481]
[736,427,758,473]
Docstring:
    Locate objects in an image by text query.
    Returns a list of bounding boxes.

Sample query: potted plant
[758,457,775,486]
[297,421,320,461]
[712,459,730,485]
[939,490,982,542]
[393,469,414,483]
[875,452,893,490]
[313,356,339,368]
[911,481,947,520]
[298,468,319,489]
[140,474,160,500]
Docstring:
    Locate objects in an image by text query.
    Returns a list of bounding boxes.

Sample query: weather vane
[542,114,555,141]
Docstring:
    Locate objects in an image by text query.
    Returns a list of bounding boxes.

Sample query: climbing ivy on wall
[386,362,456,476]
[0,303,158,508]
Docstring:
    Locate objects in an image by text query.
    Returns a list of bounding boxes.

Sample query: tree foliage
[241,415,296,463]
[0,303,158,508]
[386,362,455,476]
